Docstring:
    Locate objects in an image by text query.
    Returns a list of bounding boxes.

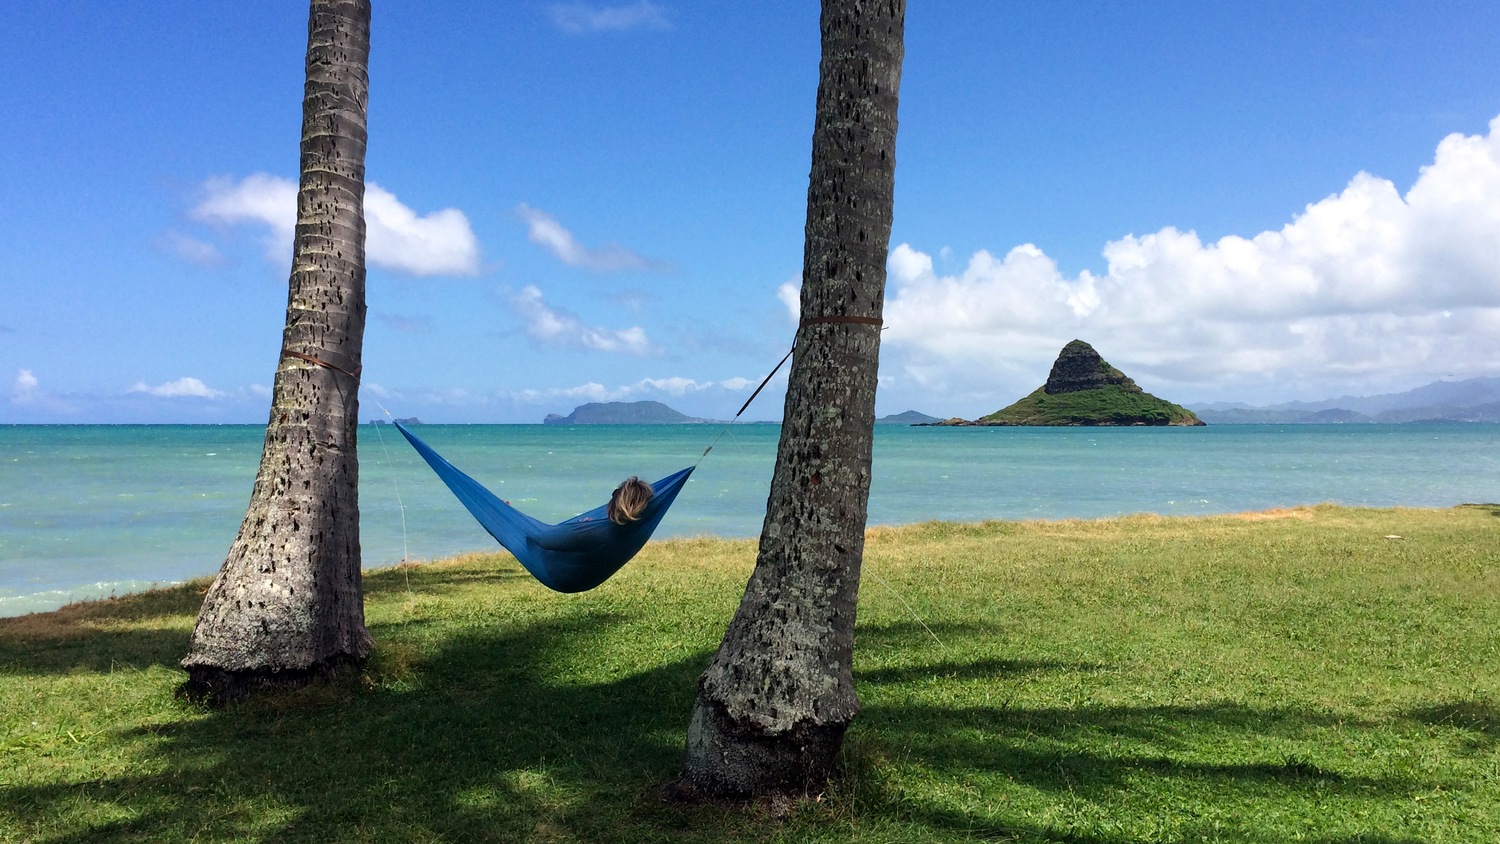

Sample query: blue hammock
[393,422,692,593]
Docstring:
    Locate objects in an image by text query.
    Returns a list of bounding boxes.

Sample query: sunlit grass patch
[2,504,1497,842]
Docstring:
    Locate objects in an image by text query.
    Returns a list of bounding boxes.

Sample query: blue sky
[3,1,1500,423]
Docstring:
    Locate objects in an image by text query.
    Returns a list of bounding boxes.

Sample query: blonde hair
[607,476,654,525]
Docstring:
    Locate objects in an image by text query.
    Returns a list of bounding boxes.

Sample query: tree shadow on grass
[0,608,1471,843]
[855,699,1415,801]
[0,560,532,677]
[0,626,190,677]
[899,803,1431,844]
[856,658,1095,686]
[852,619,1106,692]
[805,687,1440,843]
[1403,699,1499,750]
[3,611,726,843]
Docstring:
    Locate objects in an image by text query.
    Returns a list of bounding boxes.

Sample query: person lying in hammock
[576,476,655,524]
[607,476,654,524]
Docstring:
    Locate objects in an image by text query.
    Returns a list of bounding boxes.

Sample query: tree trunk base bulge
[663,692,850,805]
[176,652,364,707]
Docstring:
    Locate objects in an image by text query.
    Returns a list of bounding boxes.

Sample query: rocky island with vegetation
[543,400,704,425]
[933,340,1205,427]
[877,409,942,424]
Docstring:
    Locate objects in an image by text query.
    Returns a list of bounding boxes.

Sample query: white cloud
[365,185,480,276]
[510,285,662,356]
[351,383,472,407]
[307,373,768,423]
[129,377,224,399]
[882,114,1500,402]
[373,375,749,408]
[549,1,670,33]
[155,230,225,268]
[514,375,732,404]
[551,382,611,402]
[192,173,295,260]
[516,203,667,272]
[12,369,38,401]
[1,376,316,423]
[639,376,708,395]
[190,174,480,277]
[776,277,802,324]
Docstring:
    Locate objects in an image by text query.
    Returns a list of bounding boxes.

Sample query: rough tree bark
[676,0,905,799]
[181,0,373,703]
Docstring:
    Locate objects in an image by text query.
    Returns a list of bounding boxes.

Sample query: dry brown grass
[0,579,208,640]
[1228,505,1320,521]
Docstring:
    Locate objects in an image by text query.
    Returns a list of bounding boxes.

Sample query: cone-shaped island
[933,340,1205,427]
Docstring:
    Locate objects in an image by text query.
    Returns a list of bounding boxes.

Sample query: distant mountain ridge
[1193,376,1500,424]
[544,400,706,425]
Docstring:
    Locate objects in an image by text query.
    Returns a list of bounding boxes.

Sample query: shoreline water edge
[3,422,1499,617]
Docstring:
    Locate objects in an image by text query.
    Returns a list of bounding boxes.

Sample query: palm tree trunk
[181,0,373,703]
[676,0,905,799]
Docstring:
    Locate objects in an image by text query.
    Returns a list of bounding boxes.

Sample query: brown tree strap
[800,315,883,327]
[283,349,361,381]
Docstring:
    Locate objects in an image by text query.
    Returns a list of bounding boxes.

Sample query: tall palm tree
[182,0,373,702]
[677,0,906,798]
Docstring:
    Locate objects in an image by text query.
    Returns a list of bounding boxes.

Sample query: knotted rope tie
[800,315,883,327]
[283,349,361,381]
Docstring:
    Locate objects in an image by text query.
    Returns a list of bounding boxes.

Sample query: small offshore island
[544,401,706,425]
[931,340,1205,427]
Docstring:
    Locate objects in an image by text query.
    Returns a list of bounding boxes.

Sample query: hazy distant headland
[877,410,942,424]
[541,402,944,426]
[532,372,1500,428]
[543,401,709,425]
[1192,376,1500,424]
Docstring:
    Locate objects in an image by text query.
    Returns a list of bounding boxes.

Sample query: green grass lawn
[3,504,1498,842]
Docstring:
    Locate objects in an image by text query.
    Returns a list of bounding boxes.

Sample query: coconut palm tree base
[173,653,363,707]
[665,696,849,801]
[176,653,364,707]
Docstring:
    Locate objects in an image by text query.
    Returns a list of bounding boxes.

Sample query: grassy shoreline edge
[3,504,1498,842]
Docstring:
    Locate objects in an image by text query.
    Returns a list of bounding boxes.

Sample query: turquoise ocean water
[3,423,1498,617]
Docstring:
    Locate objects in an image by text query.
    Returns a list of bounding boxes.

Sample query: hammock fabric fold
[394,422,693,593]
